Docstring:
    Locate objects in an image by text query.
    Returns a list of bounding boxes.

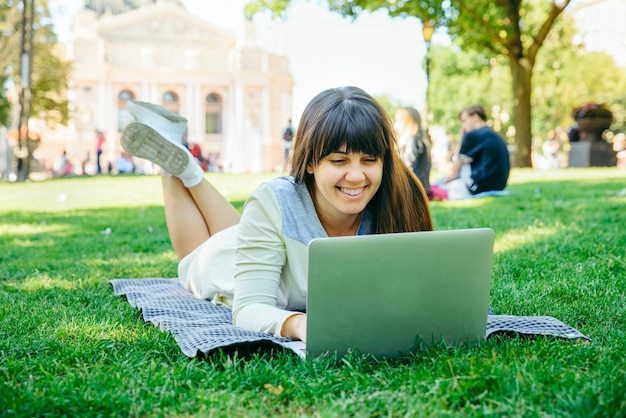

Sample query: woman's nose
[344,162,366,181]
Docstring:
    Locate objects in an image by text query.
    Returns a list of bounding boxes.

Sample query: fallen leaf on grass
[263,383,284,395]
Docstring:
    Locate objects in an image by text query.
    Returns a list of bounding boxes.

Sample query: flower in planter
[571,103,613,120]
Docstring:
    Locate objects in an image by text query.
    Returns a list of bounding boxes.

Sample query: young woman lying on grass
[120,86,433,342]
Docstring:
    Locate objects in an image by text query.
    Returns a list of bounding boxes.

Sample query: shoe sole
[121,123,190,176]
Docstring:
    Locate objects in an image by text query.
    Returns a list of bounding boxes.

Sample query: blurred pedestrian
[96,130,106,174]
[613,132,626,169]
[282,119,294,172]
[394,107,432,199]
[542,129,561,169]
[116,152,135,174]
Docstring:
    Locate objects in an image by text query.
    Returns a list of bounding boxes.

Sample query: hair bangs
[313,101,387,162]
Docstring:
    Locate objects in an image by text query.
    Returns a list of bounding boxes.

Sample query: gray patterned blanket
[110,278,590,359]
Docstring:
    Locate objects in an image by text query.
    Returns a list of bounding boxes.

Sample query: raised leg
[120,102,241,259]
[162,174,240,260]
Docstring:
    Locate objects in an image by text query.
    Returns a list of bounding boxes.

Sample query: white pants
[435,164,473,200]
[177,224,238,306]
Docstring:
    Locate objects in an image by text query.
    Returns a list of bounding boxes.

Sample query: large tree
[427,44,513,142]
[0,0,71,128]
[425,12,625,145]
[245,0,573,167]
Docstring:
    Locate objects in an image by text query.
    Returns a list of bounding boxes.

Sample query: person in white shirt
[119,87,433,342]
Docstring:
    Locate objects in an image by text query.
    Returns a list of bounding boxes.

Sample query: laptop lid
[305,228,494,358]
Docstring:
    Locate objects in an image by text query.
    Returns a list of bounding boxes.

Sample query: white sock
[177,160,204,188]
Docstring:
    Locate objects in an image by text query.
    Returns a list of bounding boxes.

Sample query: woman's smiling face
[307,148,383,221]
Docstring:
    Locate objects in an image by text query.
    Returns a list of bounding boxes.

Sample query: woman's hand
[281,313,307,342]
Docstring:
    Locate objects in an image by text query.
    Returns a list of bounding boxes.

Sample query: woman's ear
[306,164,314,174]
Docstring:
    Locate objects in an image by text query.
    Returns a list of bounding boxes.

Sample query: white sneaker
[126,101,187,144]
[121,122,191,176]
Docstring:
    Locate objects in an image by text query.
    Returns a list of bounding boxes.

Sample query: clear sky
[49,0,431,123]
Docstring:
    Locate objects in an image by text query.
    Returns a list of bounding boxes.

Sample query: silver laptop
[302,228,495,359]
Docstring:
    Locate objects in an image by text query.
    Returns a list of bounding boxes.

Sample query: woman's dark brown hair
[290,86,432,233]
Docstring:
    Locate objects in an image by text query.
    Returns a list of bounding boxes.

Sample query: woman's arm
[232,184,306,339]
[281,313,307,341]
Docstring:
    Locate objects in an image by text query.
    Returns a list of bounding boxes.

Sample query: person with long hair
[119,86,432,342]
[394,106,432,198]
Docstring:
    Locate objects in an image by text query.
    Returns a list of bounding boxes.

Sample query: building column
[260,85,273,171]
[222,80,244,172]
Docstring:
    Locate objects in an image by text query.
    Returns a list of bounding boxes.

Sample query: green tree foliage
[245,0,575,167]
[0,0,71,128]
[427,44,513,144]
[0,76,12,128]
[426,12,626,148]
[373,94,406,122]
[532,12,625,135]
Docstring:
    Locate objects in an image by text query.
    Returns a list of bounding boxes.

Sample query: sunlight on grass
[508,168,626,184]
[495,223,563,254]
[16,274,79,292]
[5,236,60,252]
[86,252,179,275]
[1,172,281,212]
[206,172,280,201]
[54,316,141,345]
[2,177,165,211]
[439,196,498,209]
[0,223,68,236]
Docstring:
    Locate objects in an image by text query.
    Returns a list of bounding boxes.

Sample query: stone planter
[569,116,616,167]
[569,139,617,167]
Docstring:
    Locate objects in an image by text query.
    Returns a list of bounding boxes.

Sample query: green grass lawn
[1,168,625,417]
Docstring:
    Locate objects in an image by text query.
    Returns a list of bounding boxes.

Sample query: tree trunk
[510,57,533,168]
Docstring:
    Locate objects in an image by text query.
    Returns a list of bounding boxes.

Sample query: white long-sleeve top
[178,176,373,337]
[232,176,373,337]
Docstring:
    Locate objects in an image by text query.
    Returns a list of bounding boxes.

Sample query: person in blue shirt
[434,105,510,200]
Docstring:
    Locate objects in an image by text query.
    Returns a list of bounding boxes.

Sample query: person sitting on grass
[432,105,510,200]
[119,86,433,342]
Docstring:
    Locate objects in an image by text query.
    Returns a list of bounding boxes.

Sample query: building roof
[83,0,184,16]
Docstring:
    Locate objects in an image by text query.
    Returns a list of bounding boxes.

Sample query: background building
[60,0,293,173]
